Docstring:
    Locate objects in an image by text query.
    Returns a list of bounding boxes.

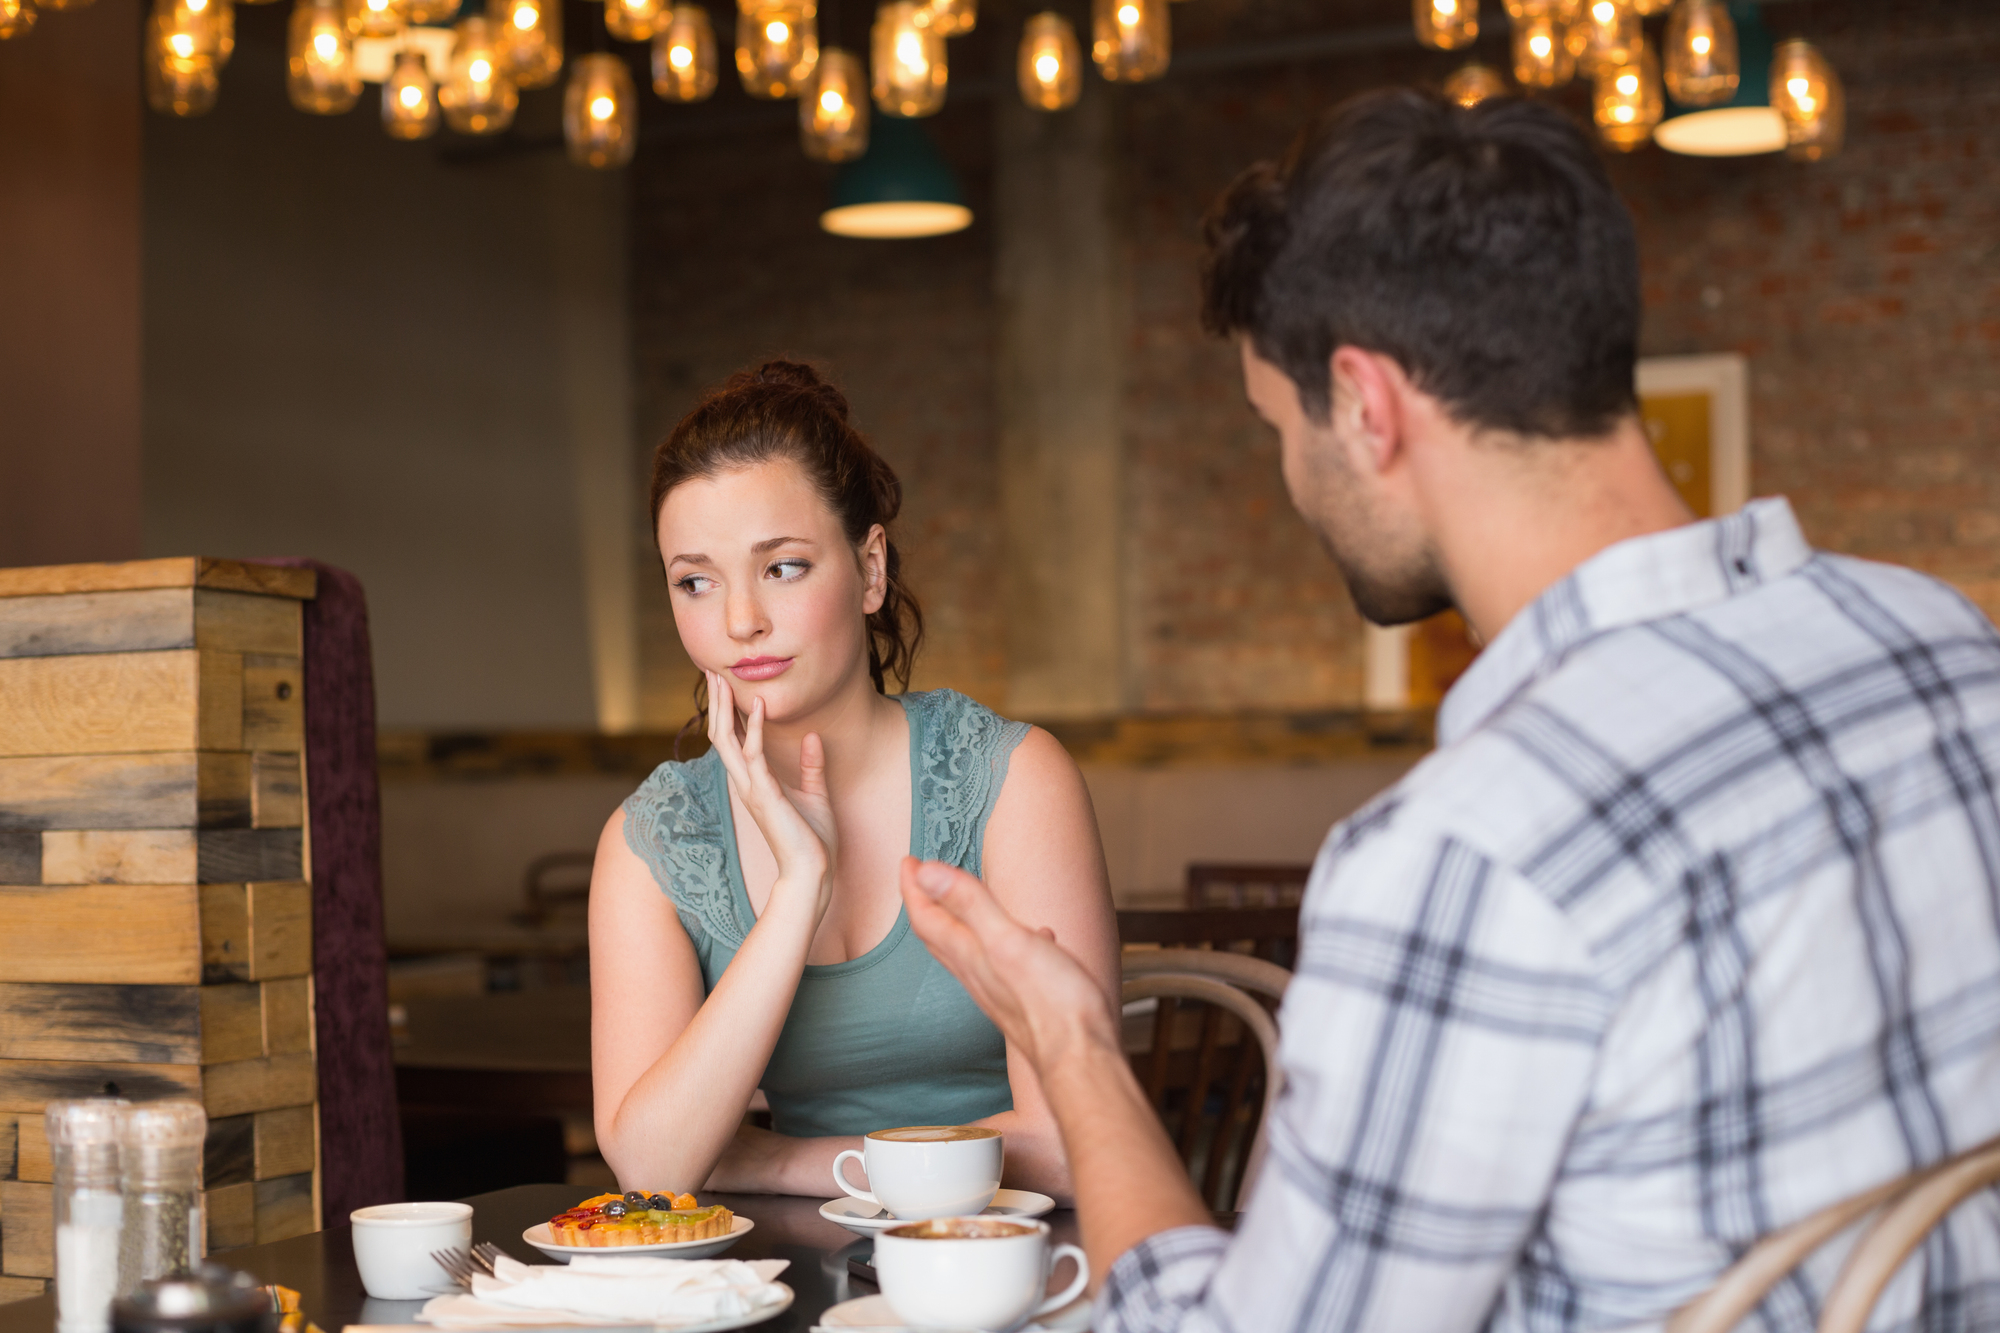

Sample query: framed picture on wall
[1363,352,1752,710]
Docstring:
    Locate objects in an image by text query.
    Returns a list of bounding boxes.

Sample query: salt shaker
[48,1098,129,1333]
[116,1102,209,1298]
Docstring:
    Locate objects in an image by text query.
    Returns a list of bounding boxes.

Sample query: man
[900,88,2000,1332]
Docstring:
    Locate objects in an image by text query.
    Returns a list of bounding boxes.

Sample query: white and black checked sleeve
[1095,812,1616,1333]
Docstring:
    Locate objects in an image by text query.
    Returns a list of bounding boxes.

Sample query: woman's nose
[726,587,769,641]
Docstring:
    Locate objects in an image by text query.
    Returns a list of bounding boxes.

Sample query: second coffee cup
[832,1125,1003,1220]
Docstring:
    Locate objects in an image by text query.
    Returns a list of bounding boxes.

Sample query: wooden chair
[1122,948,1290,1212]
[1669,1134,2000,1333]
[1118,905,1299,968]
[1185,862,1312,910]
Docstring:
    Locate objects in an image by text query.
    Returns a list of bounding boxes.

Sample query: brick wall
[627,0,1999,720]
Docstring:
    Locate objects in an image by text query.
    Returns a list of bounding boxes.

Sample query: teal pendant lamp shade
[820,115,973,238]
[1655,0,1785,156]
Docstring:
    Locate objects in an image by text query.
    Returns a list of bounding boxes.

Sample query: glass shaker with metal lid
[48,1098,129,1333]
[116,1101,209,1297]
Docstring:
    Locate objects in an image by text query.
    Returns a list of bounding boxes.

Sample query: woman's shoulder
[620,751,730,871]
[900,687,1032,760]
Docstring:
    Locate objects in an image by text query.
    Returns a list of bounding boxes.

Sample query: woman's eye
[769,560,810,582]
[674,574,715,596]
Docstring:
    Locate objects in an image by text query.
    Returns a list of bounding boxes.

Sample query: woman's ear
[859,524,889,616]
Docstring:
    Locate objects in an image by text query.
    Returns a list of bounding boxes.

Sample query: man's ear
[1329,346,1407,478]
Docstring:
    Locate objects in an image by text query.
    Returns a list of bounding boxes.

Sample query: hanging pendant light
[1510,1,1574,88]
[145,9,219,112]
[1091,0,1165,81]
[1016,11,1079,111]
[1654,1,1784,157]
[921,0,971,36]
[822,113,969,237]
[382,45,439,136]
[1663,0,1736,106]
[155,0,234,69]
[439,13,517,130]
[735,0,816,97]
[1566,0,1638,77]
[651,3,717,99]
[1412,0,1475,52]
[871,0,943,115]
[1594,36,1661,150]
[605,0,663,41]
[801,47,868,159]
[1443,62,1507,106]
[1769,38,1842,160]
[346,0,403,37]
[289,0,362,111]
[0,0,35,37]
[491,0,559,88]
[563,52,637,167]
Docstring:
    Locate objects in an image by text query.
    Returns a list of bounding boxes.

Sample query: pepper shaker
[116,1102,209,1297]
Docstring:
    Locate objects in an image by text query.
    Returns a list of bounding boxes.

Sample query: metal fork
[471,1242,506,1275]
[430,1248,480,1289]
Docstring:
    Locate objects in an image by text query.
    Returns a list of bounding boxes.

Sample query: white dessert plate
[817,1190,1056,1238]
[819,1291,1089,1332]
[521,1215,754,1262]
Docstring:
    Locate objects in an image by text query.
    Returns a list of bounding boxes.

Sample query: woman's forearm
[698,1106,1071,1202]
[600,894,821,1190]
[976,1107,1075,1204]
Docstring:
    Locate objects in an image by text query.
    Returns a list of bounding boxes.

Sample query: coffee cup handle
[1034,1243,1089,1317]
[832,1148,878,1204]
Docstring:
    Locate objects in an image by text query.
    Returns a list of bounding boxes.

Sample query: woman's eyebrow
[752,536,813,553]
[666,552,711,567]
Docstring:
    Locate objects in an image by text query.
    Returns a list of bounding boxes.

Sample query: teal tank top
[620,688,1031,1140]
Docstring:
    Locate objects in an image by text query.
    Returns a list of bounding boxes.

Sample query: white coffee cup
[832,1125,1003,1221]
[874,1217,1089,1331]
[349,1201,473,1300]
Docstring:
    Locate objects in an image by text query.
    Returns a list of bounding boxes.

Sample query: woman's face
[657,457,887,721]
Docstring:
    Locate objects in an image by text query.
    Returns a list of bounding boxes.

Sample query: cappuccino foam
[869,1125,1001,1143]
[888,1218,1034,1240]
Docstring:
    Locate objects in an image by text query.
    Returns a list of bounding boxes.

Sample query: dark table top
[0,1184,1085,1333]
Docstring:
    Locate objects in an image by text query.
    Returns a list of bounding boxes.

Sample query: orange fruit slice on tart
[546,1190,731,1246]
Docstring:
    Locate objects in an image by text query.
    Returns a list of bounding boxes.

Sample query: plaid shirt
[1098,498,2000,1333]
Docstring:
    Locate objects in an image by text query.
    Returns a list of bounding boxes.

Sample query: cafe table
[0,1185,1099,1333]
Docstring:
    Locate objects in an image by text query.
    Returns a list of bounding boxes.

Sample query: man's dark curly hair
[1201,87,1641,439]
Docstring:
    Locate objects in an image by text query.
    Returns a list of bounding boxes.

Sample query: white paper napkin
[418,1253,791,1329]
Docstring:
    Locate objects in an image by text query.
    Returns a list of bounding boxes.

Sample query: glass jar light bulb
[0,0,37,38]
[345,0,402,37]
[800,46,867,159]
[1091,0,1165,82]
[288,0,361,111]
[735,0,816,98]
[920,0,972,36]
[1412,0,1475,52]
[1593,36,1661,151]
[155,0,234,69]
[563,51,637,168]
[144,10,220,112]
[490,0,559,88]
[1016,11,1079,111]
[439,13,517,131]
[1443,61,1507,106]
[1770,38,1843,161]
[382,46,439,137]
[605,0,663,42]
[1662,0,1736,107]
[1567,0,1638,77]
[870,0,944,115]
[651,3,717,99]
[1510,1,1574,88]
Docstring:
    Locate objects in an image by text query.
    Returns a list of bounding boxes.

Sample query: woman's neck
[748,666,906,794]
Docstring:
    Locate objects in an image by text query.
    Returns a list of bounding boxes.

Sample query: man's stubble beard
[1301,424,1455,629]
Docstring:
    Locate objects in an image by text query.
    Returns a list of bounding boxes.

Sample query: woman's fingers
[798,733,828,801]
[705,673,754,792]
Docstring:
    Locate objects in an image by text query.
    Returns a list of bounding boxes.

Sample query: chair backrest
[1118,905,1300,968]
[1667,1134,2000,1333]
[1122,953,1289,1212]
[1186,862,1311,910]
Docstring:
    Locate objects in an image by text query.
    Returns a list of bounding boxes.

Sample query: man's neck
[1423,416,1696,644]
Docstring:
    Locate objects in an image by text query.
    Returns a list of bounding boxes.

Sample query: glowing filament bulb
[1662,0,1737,107]
[171,31,194,53]
[314,29,336,54]
[490,0,560,87]
[511,4,529,27]
[670,42,690,64]
[1616,71,1636,93]
[800,45,865,158]
[1592,1,1610,19]
[563,50,635,166]
[1016,10,1079,109]
[1530,33,1548,55]
[382,46,438,138]
[1691,33,1708,54]
[1788,76,1807,96]
[400,81,422,104]
[1115,4,1135,23]
[819,87,841,111]
[1592,36,1659,150]
[871,1,943,113]
[1412,0,1474,52]
[287,0,360,112]
[652,4,716,99]
[734,0,814,98]
[1433,0,1454,13]
[895,28,922,67]
[1092,0,1165,79]
[468,55,489,77]
[1034,52,1056,80]
[764,17,784,38]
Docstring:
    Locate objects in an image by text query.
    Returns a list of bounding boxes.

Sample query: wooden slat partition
[0,560,322,1299]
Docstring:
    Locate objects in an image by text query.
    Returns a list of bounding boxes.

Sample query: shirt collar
[1435,496,1814,745]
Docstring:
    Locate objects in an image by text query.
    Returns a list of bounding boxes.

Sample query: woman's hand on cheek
[706,671,838,921]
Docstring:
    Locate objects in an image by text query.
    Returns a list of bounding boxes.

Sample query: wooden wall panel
[0,559,314,601]
[241,656,304,751]
[0,1060,201,1114]
[205,1114,256,1189]
[0,983,200,1063]
[0,833,35,884]
[254,1106,315,1180]
[0,652,203,756]
[0,1181,53,1278]
[197,831,303,885]
[253,1173,314,1244]
[193,591,302,658]
[198,882,312,984]
[41,830,198,884]
[260,979,312,1057]
[0,885,200,984]
[199,985,265,1065]
[0,589,192,659]
[203,1052,315,1120]
[250,753,303,829]
[0,752,250,831]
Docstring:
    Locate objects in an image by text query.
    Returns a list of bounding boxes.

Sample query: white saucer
[820,1291,1090,1332]
[818,1190,1057,1237]
[522,1215,754,1262]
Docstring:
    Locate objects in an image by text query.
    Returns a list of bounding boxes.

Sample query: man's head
[1203,89,1645,627]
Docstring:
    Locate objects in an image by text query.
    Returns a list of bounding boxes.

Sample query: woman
[590,361,1120,1200]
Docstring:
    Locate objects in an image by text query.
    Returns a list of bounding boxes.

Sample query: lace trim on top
[621,689,1030,956]
[620,750,751,956]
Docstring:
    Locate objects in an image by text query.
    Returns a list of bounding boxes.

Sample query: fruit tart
[546,1191,735,1246]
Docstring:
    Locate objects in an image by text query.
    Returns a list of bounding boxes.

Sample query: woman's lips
[730,656,794,681]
